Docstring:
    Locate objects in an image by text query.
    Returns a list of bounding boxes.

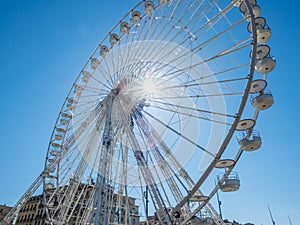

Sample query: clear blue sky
[0,0,299,225]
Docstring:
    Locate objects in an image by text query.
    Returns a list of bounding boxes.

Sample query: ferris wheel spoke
[192,2,236,38]
[54,114,106,186]
[88,74,112,91]
[139,136,187,205]
[167,34,248,80]
[118,15,163,75]
[214,2,242,45]
[151,99,236,119]
[155,0,213,44]
[97,56,119,88]
[116,2,217,77]
[79,85,108,94]
[113,98,175,223]
[143,110,214,157]
[72,183,95,224]
[152,91,244,100]
[73,100,100,114]
[146,153,173,206]
[164,63,249,89]
[52,123,97,168]
[118,26,151,77]
[55,132,98,207]
[87,76,111,93]
[174,62,248,89]
[149,125,195,189]
[150,104,233,126]
[137,115,214,218]
[167,77,248,90]
[152,40,250,84]
[131,1,237,72]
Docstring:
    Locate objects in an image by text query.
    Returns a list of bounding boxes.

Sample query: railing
[217,171,240,184]
[250,89,273,104]
[237,130,260,142]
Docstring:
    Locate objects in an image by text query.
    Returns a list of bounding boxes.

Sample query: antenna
[268,206,275,225]
[288,215,293,225]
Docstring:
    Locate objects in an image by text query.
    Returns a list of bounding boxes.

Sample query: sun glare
[143,78,157,96]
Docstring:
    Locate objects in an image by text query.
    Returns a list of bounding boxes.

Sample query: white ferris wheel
[1,0,276,225]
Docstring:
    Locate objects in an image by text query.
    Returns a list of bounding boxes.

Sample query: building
[88,185,140,225]
[15,195,44,225]
[13,183,139,225]
[0,204,13,223]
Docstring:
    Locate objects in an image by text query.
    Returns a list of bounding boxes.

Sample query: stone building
[13,184,139,225]
[15,195,45,225]
[0,204,13,223]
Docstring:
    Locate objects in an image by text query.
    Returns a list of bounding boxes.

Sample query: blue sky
[0,0,299,225]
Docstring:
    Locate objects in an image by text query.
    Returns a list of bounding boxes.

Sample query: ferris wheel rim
[0,1,277,225]
[43,0,251,208]
[40,0,272,224]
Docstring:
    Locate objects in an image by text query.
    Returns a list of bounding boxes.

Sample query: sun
[143,77,157,96]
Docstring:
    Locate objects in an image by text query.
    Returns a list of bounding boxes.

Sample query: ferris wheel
[1,0,276,225]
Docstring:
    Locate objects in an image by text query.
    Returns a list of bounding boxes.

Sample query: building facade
[0,204,13,223]
[15,195,45,225]
[13,184,139,225]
